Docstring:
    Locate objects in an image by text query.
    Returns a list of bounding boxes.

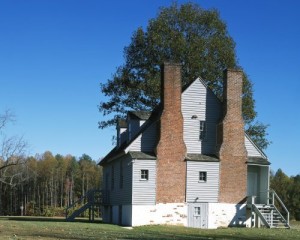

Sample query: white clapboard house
[99,63,289,229]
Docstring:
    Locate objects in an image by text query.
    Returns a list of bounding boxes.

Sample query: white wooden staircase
[65,189,108,222]
[249,190,290,229]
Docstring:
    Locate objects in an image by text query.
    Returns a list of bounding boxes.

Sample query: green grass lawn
[0,217,299,240]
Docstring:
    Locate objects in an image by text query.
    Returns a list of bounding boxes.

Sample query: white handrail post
[251,196,256,204]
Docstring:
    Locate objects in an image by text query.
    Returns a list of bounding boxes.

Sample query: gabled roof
[245,133,268,160]
[99,78,208,166]
[182,77,222,104]
[99,106,162,166]
[99,77,268,166]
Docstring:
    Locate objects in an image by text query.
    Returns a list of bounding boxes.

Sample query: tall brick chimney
[218,69,247,203]
[156,63,187,203]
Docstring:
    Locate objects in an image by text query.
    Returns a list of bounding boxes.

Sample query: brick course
[218,69,247,203]
[156,63,187,203]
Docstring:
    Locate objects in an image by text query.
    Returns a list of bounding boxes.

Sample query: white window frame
[194,207,201,216]
[140,169,149,181]
[199,171,207,182]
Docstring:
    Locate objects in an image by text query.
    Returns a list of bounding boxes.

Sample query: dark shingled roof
[129,151,156,160]
[247,157,270,165]
[128,111,151,120]
[186,154,219,162]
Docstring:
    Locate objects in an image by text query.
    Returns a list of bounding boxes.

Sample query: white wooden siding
[186,161,219,203]
[128,122,158,152]
[103,155,132,205]
[245,135,265,158]
[132,159,156,205]
[182,79,222,155]
[129,135,142,151]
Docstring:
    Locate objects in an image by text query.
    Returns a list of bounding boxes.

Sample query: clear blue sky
[0,0,299,176]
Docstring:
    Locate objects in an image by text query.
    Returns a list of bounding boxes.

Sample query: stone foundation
[131,203,187,226]
[207,203,250,228]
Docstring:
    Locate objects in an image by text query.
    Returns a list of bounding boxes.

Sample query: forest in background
[0,151,102,216]
[0,149,299,221]
[271,169,300,220]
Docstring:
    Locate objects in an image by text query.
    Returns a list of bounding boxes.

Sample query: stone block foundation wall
[131,203,187,227]
[207,203,251,228]
[106,203,252,228]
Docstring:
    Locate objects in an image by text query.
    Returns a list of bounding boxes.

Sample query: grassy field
[0,217,299,240]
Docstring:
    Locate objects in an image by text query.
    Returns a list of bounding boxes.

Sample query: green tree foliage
[78,154,102,197]
[270,168,300,220]
[270,169,291,206]
[99,2,270,150]
[245,122,271,151]
[288,175,300,220]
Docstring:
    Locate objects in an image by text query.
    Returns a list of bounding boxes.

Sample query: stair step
[253,202,290,229]
[66,189,105,222]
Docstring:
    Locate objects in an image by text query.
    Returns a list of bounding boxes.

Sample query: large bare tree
[0,110,28,186]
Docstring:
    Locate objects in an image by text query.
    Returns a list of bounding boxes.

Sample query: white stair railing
[268,189,290,227]
[248,189,290,228]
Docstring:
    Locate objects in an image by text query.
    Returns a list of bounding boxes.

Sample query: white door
[188,203,207,228]
[247,172,258,199]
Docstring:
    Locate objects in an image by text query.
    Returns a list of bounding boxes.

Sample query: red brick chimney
[156,63,187,203]
[218,69,247,203]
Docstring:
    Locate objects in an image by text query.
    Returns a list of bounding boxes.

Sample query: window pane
[194,207,201,216]
[141,170,149,180]
[199,121,206,140]
[199,171,207,182]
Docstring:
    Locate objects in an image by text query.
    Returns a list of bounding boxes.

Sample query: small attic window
[199,121,206,140]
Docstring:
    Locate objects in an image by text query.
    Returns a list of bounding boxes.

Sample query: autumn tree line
[0,151,102,216]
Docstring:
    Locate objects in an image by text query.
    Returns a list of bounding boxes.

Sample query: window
[199,171,207,182]
[119,161,123,189]
[194,207,201,216]
[111,165,114,190]
[199,121,206,140]
[141,169,149,180]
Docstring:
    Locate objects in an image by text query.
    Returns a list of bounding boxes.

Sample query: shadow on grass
[0,216,102,223]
